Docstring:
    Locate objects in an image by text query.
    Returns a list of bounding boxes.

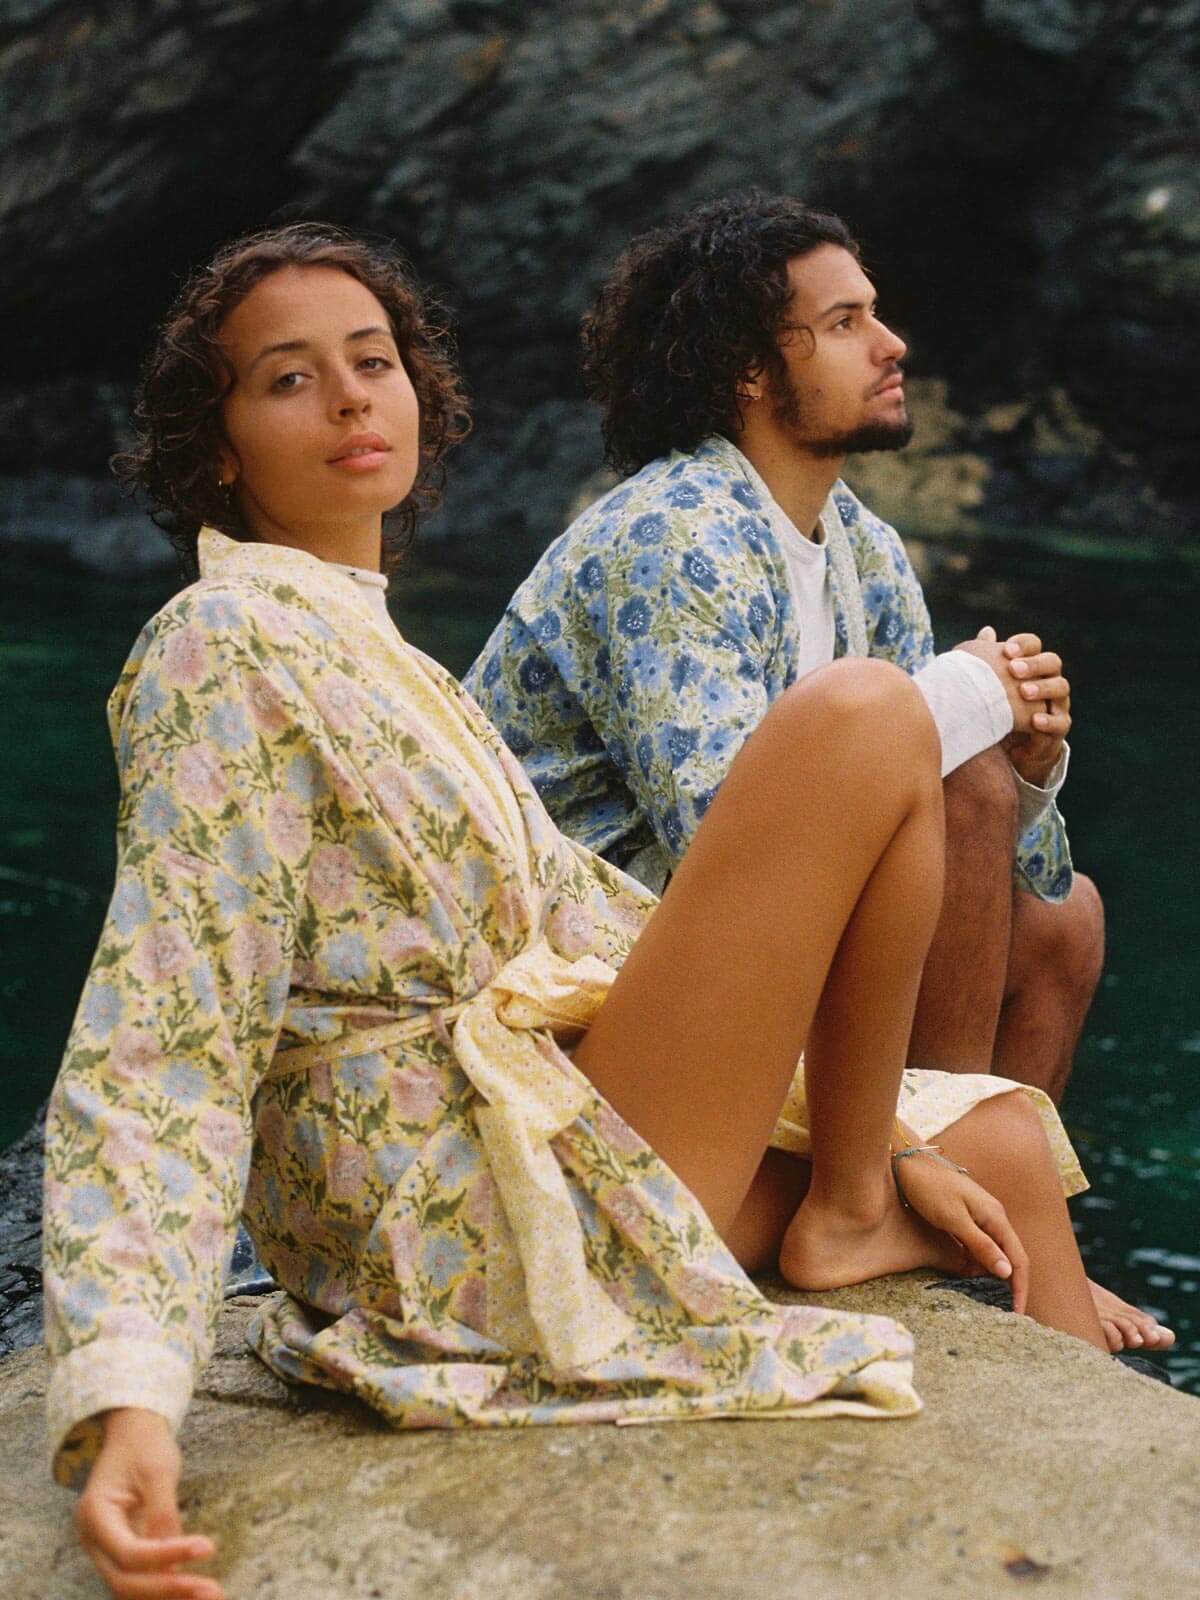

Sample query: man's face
[766,245,912,457]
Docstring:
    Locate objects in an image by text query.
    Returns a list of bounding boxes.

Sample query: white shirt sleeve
[1015,741,1070,833]
[914,650,1013,778]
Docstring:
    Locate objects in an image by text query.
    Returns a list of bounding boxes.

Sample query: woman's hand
[893,1152,1031,1314]
[74,1408,223,1600]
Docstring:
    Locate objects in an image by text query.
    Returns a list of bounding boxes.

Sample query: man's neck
[730,432,843,541]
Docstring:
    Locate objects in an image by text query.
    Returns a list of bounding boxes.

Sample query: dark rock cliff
[0,0,1196,576]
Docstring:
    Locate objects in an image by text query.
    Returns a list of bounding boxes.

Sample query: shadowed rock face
[0,0,1196,573]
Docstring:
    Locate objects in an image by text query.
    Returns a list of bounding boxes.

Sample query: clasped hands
[955,625,1070,789]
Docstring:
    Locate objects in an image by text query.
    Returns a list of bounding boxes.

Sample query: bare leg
[908,748,1017,1073]
[935,1094,1106,1347]
[575,657,943,1248]
[992,876,1164,1342]
[777,790,970,1290]
[992,874,1105,1102]
[728,1094,1112,1352]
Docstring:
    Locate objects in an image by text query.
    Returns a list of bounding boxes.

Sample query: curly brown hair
[581,192,859,476]
[113,221,471,578]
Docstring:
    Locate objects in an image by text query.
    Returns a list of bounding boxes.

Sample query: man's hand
[75,1408,222,1600]
[955,626,1070,788]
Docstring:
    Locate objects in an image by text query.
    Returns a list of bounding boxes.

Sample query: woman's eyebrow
[249,338,308,371]
[248,326,395,371]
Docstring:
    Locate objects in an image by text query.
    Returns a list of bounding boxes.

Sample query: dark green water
[2,532,1197,1389]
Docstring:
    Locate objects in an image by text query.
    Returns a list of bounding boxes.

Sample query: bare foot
[1089,1280,1176,1353]
[779,1192,968,1292]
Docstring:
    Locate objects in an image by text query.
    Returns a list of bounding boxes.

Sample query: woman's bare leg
[776,784,969,1291]
[575,658,944,1257]
[935,1095,1106,1349]
[727,1100,1115,1354]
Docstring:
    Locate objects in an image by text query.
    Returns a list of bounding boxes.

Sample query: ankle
[802,1167,891,1229]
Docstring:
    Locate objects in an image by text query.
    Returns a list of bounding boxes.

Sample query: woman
[44,223,1144,1600]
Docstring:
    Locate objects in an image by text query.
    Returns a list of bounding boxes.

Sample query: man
[466,192,1105,1106]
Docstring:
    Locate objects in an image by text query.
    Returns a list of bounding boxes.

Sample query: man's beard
[804,416,915,458]
[771,375,914,457]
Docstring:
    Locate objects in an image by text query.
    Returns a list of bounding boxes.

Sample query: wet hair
[113,221,471,578]
[581,191,859,476]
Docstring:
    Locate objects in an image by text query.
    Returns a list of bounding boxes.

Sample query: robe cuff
[1015,742,1070,834]
[48,1340,193,1489]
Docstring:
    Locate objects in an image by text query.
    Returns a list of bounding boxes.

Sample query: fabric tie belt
[267,942,638,1371]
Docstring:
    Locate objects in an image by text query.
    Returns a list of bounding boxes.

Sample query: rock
[2,1283,1197,1599]
[0,1109,44,1358]
[0,0,1196,571]
[0,472,174,573]
[841,378,991,537]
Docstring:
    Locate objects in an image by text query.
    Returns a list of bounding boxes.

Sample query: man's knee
[1017,872,1105,991]
[1065,873,1105,962]
[942,748,1019,857]
[1036,876,1107,972]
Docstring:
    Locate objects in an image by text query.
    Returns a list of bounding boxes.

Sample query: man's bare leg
[993,874,1105,1103]
[907,747,1017,1073]
[992,876,1172,1348]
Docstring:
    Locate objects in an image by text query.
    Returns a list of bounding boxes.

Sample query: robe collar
[196,526,390,635]
[695,439,869,658]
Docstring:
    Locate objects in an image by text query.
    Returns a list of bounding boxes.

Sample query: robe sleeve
[588,513,785,865]
[42,591,313,1486]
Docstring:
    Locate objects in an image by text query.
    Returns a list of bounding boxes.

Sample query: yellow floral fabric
[44,529,1083,1487]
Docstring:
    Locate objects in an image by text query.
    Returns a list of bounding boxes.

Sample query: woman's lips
[328,448,391,472]
[328,436,391,472]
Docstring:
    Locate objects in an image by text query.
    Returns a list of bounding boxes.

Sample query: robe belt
[264,1004,469,1080]
[266,942,638,1371]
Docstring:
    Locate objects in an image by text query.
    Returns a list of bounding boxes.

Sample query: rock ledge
[2,1278,1195,1600]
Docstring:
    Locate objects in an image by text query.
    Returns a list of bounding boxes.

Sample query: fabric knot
[451,940,636,1370]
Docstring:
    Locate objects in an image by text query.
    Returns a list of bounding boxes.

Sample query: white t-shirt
[734,448,1067,828]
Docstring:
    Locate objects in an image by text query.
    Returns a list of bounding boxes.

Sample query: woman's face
[217,265,420,557]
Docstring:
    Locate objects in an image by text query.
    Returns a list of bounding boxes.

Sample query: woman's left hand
[895,1153,1031,1314]
[75,1408,222,1600]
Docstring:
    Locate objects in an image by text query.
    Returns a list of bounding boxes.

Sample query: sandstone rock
[2,1286,1196,1600]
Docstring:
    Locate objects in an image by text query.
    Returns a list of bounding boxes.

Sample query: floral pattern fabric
[44,529,1085,1491]
[464,434,1073,901]
[45,529,925,1486]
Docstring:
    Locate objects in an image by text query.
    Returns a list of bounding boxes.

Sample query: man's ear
[735,366,764,403]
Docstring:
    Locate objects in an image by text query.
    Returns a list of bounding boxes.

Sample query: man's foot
[779,1191,969,1293]
[1089,1280,1175,1352]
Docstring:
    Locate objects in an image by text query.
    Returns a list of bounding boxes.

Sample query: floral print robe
[465,435,1073,901]
[44,530,1083,1488]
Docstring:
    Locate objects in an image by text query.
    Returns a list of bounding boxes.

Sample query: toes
[1100,1319,1124,1354]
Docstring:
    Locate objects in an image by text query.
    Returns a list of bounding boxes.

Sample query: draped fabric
[45,529,1081,1488]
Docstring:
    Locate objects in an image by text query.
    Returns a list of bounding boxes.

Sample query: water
[2,532,1197,1388]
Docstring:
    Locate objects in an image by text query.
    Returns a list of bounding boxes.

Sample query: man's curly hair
[113,221,471,579]
[581,192,858,477]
